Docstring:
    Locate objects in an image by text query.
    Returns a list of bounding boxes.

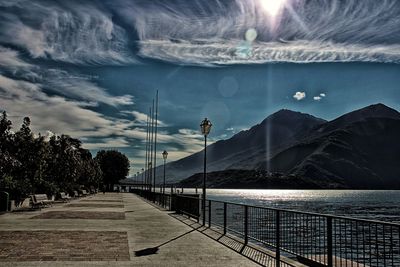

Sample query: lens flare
[259,0,287,17]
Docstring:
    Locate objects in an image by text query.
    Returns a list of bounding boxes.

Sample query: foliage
[0,112,107,203]
[95,150,129,191]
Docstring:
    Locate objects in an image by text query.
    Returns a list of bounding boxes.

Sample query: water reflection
[180,189,400,223]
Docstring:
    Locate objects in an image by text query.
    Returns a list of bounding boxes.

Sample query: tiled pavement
[0,193,259,266]
[0,231,129,261]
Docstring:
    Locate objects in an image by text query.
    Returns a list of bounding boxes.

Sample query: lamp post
[200,118,212,226]
[162,150,168,195]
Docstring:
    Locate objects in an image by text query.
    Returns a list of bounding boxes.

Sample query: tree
[11,117,38,202]
[0,114,103,203]
[77,148,102,189]
[0,112,15,179]
[0,112,20,196]
[95,150,129,191]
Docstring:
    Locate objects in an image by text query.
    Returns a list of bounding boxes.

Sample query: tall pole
[147,107,152,190]
[150,100,155,192]
[202,135,207,226]
[145,109,150,190]
[163,157,166,195]
[153,90,158,193]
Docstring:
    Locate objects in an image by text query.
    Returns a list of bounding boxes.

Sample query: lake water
[176,189,400,223]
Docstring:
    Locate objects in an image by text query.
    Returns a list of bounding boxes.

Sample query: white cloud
[0,73,138,141]
[120,110,167,126]
[293,91,306,101]
[0,46,32,70]
[0,2,137,65]
[314,93,326,101]
[0,47,134,107]
[131,0,400,65]
[43,69,134,107]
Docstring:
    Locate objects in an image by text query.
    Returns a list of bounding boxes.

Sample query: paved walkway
[0,193,259,266]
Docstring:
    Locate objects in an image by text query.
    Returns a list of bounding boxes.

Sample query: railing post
[276,210,280,267]
[244,205,248,245]
[208,200,211,227]
[176,195,180,214]
[223,202,227,235]
[197,197,200,223]
[327,216,333,267]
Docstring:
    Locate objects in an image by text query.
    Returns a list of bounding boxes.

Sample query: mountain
[264,104,400,189]
[157,109,326,183]
[311,103,400,136]
[176,103,400,189]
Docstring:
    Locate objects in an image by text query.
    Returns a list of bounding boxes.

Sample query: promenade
[0,193,258,266]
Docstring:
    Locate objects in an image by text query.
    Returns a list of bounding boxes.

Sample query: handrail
[205,197,400,227]
[166,193,400,227]
[134,189,400,267]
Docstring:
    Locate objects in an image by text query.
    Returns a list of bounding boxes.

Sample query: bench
[12,198,32,211]
[31,194,54,208]
[30,195,43,209]
[59,192,71,202]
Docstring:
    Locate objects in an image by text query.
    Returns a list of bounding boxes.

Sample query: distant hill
[164,103,400,189]
[177,170,344,189]
[156,109,326,183]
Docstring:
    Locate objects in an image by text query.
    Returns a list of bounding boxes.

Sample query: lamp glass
[162,150,168,159]
[200,118,212,136]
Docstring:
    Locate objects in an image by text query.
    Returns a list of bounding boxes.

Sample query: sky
[1,0,400,174]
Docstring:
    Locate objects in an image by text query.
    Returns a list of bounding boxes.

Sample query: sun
[259,0,287,17]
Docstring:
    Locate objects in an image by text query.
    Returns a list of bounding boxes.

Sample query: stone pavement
[0,193,259,266]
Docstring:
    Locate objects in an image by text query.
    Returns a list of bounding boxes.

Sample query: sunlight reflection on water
[180,189,400,223]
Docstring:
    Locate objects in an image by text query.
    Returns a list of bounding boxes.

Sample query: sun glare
[259,0,287,17]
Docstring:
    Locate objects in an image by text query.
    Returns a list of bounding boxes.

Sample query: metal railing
[134,190,400,267]
[132,189,172,210]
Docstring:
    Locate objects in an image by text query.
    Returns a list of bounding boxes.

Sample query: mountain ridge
[159,103,400,189]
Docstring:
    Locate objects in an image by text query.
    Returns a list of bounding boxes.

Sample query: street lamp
[200,118,212,226]
[162,150,168,194]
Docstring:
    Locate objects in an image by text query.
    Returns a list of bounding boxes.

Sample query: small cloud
[313,93,326,101]
[226,127,234,131]
[293,91,306,101]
